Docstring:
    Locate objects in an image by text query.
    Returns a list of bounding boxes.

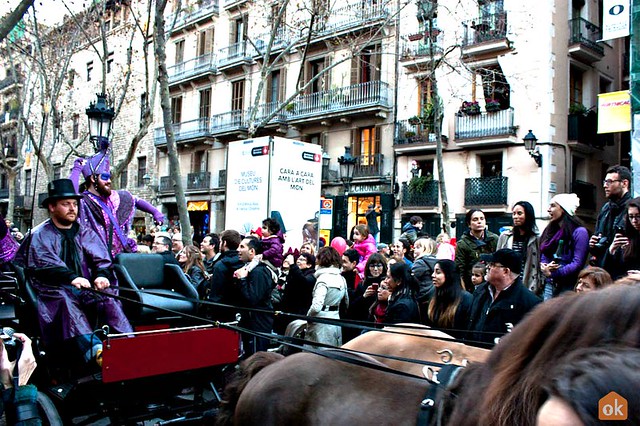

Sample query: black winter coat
[237,262,275,334]
[466,278,541,347]
[206,250,244,320]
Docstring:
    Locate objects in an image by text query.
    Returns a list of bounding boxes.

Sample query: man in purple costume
[69,150,165,258]
[16,179,132,364]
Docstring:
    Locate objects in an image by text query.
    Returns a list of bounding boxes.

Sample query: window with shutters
[106,52,114,74]
[72,114,79,139]
[352,126,381,176]
[266,69,286,104]
[120,169,128,189]
[171,97,182,123]
[87,61,93,81]
[307,57,327,94]
[175,40,185,63]
[193,150,208,173]
[231,80,245,111]
[197,28,214,56]
[24,170,31,197]
[200,88,211,118]
[353,44,381,84]
[137,157,147,188]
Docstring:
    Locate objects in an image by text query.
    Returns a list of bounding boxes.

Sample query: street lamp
[523,130,542,167]
[86,93,115,152]
[337,146,357,191]
[337,147,357,238]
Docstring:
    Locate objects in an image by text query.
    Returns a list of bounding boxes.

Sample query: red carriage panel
[101,326,240,383]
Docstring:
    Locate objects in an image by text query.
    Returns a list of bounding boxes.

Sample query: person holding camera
[0,332,40,425]
[589,165,632,267]
[603,197,640,280]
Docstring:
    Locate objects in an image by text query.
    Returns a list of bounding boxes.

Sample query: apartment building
[395,0,626,238]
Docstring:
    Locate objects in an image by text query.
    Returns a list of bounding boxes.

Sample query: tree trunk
[0,0,33,43]
[154,0,192,244]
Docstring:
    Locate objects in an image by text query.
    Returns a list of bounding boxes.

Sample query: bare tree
[154,0,192,243]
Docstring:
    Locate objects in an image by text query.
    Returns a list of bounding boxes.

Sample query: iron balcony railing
[401,40,443,58]
[0,188,8,199]
[316,2,390,37]
[571,180,596,211]
[210,110,248,133]
[168,53,217,83]
[159,176,173,192]
[455,107,515,139]
[254,101,287,125]
[288,81,391,120]
[394,119,436,145]
[187,171,211,190]
[217,169,227,188]
[0,109,19,124]
[402,181,439,207]
[462,11,508,47]
[154,117,212,145]
[354,153,384,178]
[464,176,508,206]
[251,29,290,57]
[569,17,604,56]
[167,0,219,31]
[218,41,253,68]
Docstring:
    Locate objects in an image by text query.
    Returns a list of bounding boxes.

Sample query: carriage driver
[16,179,133,365]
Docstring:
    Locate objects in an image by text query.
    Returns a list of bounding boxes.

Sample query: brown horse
[217,285,640,426]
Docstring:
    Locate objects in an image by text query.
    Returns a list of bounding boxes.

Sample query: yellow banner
[187,201,209,211]
[598,91,631,134]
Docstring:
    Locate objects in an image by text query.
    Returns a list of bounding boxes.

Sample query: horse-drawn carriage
[0,253,242,425]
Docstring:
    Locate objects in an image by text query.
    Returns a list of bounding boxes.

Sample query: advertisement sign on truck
[225,136,323,250]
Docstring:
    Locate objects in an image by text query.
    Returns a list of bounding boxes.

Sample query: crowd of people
[1,160,640,422]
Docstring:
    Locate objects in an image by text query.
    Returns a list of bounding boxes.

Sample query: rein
[417,364,463,426]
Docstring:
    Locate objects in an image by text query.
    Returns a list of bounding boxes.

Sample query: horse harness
[417,364,463,426]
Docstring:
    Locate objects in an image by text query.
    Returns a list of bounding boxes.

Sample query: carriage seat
[114,253,198,323]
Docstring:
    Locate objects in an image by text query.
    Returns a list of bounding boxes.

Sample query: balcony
[0,74,22,92]
[455,107,516,147]
[464,176,508,206]
[223,0,248,9]
[461,12,509,58]
[394,119,437,153]
[568,18,604,64]
[168,53,217,85]
[354,153,384,178]
[571,180,596,211]
[313,3,391,40]
[0,188,8,199]
[252,29,290,58]
[187,171,211,191]
[0,109,19,125]
[287,81,391,123]
[154,117,213,146]
[401,180,439,208]
[167,0,218,34]
[210,110,249,136]
[254,101,287,126]
[159,176,173,193]
[217,41,254,72]
[399,39,443,72]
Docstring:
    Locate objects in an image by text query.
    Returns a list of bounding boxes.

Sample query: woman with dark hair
[383,262,420,324]
[537,347,640,426]
[276,252,317,334]
[497,201,543,295]
[368,282,391,324]
[604,196,640,279]
[344,253,388,341]
[425,259,471,337]
[455,209,498,292]
[306,247,348,346]
[574,266,613,293]
[539,193,589,299]
[177,245,207,296]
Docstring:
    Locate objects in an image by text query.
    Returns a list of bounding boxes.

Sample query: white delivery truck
[225,136,323,251]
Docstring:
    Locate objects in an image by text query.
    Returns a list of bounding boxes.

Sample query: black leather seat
[114,253,198,323]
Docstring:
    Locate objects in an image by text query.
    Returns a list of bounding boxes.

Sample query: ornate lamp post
[523,129,542,167]
[337,146,357,237]
[85,93,114,152]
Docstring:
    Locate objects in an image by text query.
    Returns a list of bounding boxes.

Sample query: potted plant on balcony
[569,102,588,116]
[460,100,480,116]
[485,98,501,112]
[408,174,433,194]
[408,116,422,126]
[285,102,296,113]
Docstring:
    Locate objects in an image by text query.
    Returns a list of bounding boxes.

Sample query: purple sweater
[541,227,589,287]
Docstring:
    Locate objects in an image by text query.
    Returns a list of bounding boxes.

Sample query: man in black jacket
[589,165,632,267]
[234,236,275,357]
[466,249,541,347]
[206,229,244,321]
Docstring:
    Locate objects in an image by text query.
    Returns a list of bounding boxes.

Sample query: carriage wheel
[36,391,63,426]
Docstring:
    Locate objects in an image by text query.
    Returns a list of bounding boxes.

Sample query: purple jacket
[261,233,285,268]
[541,226,589,292]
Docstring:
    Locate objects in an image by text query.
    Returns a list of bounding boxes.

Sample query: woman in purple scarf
[0,214,19,264]
[539,193,589,299]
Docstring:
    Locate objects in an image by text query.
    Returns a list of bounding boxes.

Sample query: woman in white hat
[539,193,589,300]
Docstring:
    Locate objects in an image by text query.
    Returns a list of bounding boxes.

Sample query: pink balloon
[330,237,347,255]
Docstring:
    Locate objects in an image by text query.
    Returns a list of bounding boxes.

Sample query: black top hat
[40,179,82,208]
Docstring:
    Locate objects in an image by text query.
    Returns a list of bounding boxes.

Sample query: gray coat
[497,230,543,296]
[306,267,348,347]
